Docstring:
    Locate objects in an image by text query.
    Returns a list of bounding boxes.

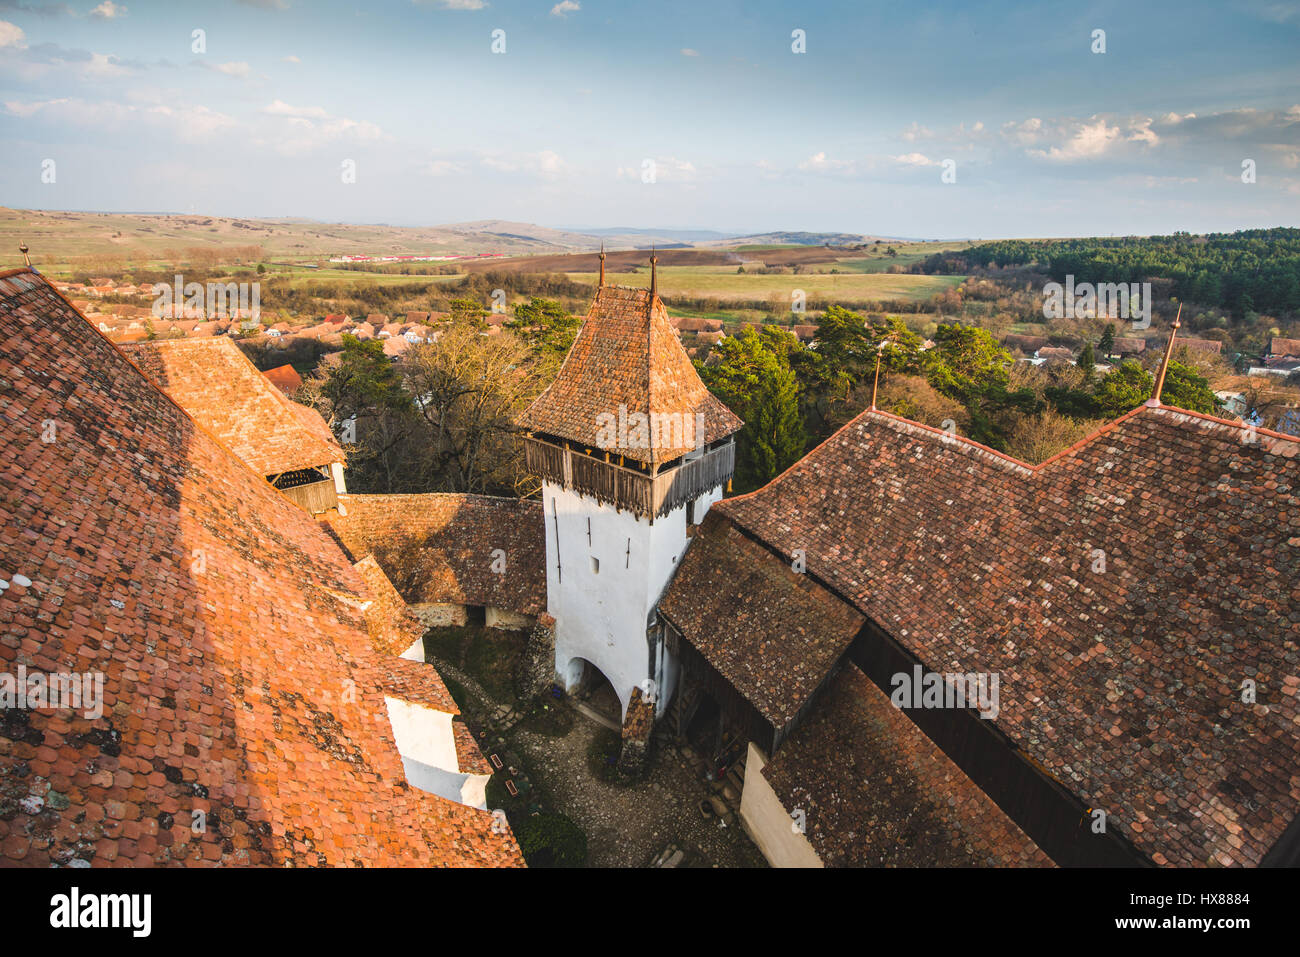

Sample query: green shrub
[513,813,587,868]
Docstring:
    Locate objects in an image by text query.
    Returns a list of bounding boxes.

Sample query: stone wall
[514,613,557,700]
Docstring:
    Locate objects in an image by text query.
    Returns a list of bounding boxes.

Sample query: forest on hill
[912,228,1300,318]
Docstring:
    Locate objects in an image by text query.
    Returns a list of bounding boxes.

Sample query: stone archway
[564,657,622,729]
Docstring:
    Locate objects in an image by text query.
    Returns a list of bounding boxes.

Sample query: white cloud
[482,149,567,177]
[417,0,487,9]
[282,54,301,64]
[894,152,936,167]
[213,61,253,79]
[258,99,384,152]
[89,1,127,18]
[83,51,132,77]
[262,99,329,119]
[550,0,579,16]
[0,20,27,49]
[4,96,236,141]
[680,48,699,57]
[1028,116,1124,161]
[900,122,932,142]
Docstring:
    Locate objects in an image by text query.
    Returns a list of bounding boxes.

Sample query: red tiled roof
[0,268,522,867]
[716,405,1300,867]
[263,363,304,395]
[324,493,546,616]
[1178,338,1223,354]
[453,720,491,776]
[379,655,459,715]
[1112,337,1147,354]
[1002,333,1050,353]
[659,512,864,727]
[670,316,723,333]
[121,337,343,477]
[762,663,1052,867]
[353,554,425,658]
[518,285,742,465]
[1269,337,1300,358]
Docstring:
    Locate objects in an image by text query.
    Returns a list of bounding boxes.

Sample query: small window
[686,499,696,525]
[590,556,600,574]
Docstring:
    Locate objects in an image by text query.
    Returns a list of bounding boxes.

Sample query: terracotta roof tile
[659,513,865,727]
[716,405,1300,867]
[120,337,343,476]
[763,663,1052,867]
[263,363,304,395]
[0,269,521,867]
[324,493,545,616]
[518,285,742,464]
[352,554,425,657]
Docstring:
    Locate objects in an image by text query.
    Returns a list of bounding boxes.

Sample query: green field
[567,265,964,303]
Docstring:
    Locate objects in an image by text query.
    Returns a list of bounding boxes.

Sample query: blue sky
[1,0,1298,237]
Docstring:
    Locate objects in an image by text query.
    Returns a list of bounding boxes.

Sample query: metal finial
[19,241,30,267]
[598,242,605,288]
[649,245,658,299]
[870,336,892,411]
[1149,303,1183,407]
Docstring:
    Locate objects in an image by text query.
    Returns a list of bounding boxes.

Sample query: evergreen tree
[697,327,805,491]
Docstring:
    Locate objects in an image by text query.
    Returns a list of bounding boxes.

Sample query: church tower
[517,253,742,723]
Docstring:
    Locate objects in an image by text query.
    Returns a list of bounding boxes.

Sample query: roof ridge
[723,396,1289,511]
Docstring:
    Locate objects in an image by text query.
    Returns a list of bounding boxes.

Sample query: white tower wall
[543,480,723,721]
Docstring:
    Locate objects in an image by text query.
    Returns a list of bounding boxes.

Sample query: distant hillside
[715,231,882,248]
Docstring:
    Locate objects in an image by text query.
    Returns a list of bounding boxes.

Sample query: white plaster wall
[544,481,697,721]
[385,696,459,771]
[738,742,824,868]
[330,461,347,494]
[400,638,425,662]
[384,695,488,808]
[486,606,534,631]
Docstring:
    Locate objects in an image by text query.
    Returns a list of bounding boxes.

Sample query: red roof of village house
[710,405,1300,867]
[121,337,343,477]
[263,363,304,395]
[1269,337,1300,358]
[323,493,547,616]
[0,268,521,867]
[517,285,742,465]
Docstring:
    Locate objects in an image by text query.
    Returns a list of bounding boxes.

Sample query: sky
[0,0,1298,238]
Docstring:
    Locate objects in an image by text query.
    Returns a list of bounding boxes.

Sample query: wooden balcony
[523,434,734,520]
[271,466,339,515]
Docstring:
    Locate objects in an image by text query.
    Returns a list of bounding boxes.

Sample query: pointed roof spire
[1148,304,1183,407]
[649,245,658,299]
[18,241,30,268]
[598,242,605,288]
